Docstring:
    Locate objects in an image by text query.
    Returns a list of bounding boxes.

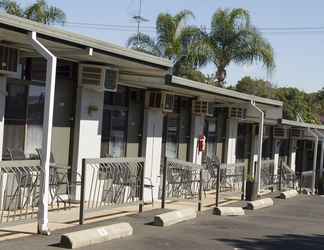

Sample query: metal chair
[35,149,73,209]
[5,148,37,210]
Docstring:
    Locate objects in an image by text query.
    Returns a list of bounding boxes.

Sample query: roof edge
[281,119,324,130]
[171,76,283,107]
[0,13,173,69]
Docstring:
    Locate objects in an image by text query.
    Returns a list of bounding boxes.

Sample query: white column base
[142,109,163,202]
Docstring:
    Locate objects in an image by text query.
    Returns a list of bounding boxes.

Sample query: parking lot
[0,195,323,250]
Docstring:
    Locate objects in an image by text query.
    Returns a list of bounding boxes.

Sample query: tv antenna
[132,0,149,47]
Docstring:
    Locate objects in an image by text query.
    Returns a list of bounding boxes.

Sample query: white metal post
[30,31,57,235]
[250,101,264,194]
[308,129,318,195]
[0,76,7,161]
[320,141,324,178]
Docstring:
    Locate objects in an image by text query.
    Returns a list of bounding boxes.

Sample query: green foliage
[233,76,320,123]
[275,87,319,123]
[0,0,66,25]
[190,8,275,86]
[236,76,274,98]
[246,175,255,183]
[127,10,206,81]
[0,0,23,16]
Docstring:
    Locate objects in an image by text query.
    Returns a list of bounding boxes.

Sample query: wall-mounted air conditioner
[228,107,247,120]
[273,126,288,139]
[79,64,118,92]
[290,127,304,139]
[145,91,175,112]
[192,100,209,116]
[263,125,272,138]
[305,140,314,151]
[0,45,19,76]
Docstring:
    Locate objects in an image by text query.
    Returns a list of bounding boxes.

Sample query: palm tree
[24,0,66,25]
[191,8,275,86]
[127,10,203,78]
[0,0,66,25]
[0,0,24,17]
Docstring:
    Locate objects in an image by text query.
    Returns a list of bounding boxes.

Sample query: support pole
[30,31,57,235]
[308,129,318,195]
[320,141,324,178]
[250,101,264,194]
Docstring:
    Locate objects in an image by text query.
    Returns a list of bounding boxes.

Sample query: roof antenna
[132,0,148,48]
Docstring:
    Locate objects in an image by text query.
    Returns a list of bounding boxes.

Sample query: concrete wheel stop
[280,189,298,199]
[153,208,197,227]
[60,222,133,249]
[213,206,245,216]
[246,198,274,210]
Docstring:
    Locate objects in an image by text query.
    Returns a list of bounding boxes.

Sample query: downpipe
[30,31,57,235]
[308,129,318,195]
[250,100,264,194]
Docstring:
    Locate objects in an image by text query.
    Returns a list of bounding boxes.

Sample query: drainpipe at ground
[250,100,264,194]
[30,31,57,235]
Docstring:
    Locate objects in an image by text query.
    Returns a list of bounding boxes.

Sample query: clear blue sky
[18,0,324,92]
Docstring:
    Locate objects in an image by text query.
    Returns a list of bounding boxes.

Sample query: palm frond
[127,32,161,57]
[0,0,24,17]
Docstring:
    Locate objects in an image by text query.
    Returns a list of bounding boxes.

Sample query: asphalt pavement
[0,195,323,250]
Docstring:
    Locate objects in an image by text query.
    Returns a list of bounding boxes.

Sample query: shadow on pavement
[218,233,324,250]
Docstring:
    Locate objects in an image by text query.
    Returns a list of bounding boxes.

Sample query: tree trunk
[216,66,226,87]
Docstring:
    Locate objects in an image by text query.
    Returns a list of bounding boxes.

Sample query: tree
[0,0,23,16]
[0,0,66,25]
[236,76,274,98]
[191,8,275,86]
[127,10,204,80]
[275,87,318,123]
[234,76,320,123]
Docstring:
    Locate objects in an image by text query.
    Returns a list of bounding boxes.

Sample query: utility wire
[63,21,324,35]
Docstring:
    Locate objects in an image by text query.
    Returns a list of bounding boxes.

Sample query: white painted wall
[72,87,104,200]
[273,139,280,175]
[142,109,163,202]
[225,118,238,164]
[189,115,205,165]
[0,76,6,161]
[0,76,7,210]
[289,139,297,172]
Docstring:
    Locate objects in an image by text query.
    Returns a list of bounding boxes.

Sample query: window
[3,82,45,158]
[101,86,129,157]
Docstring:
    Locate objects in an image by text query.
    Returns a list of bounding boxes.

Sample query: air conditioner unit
[263,126,272,138]
[79,64,118,92]
[192,100,209,116]
[290,128,304,139]
[273,126,288,139]
[305,140,314,151]
[0,45,19,76]
[228,107,247,120]
[145,91,175,112]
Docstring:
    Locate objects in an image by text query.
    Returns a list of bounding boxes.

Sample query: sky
[16,0,324,92]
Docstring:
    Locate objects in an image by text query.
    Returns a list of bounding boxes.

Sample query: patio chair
[205,156,220,190]
[4,148,37,210]
[36,149,74,209]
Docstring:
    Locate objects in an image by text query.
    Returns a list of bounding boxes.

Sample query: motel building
[0,13,324,234]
